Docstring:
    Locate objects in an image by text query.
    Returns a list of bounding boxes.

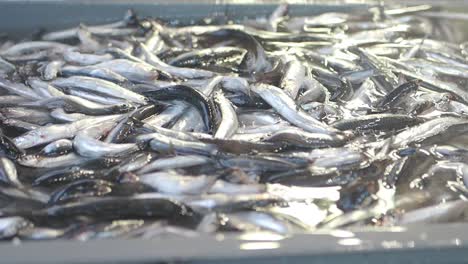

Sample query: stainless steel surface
[2,223,468,264]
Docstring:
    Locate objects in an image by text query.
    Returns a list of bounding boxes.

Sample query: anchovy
[63,50,114,65]
[77,117,124,140]
[42,60,64,81]
[406,59,468,79]
[3,50,50,62]
[1,118,39,132]
[251,83,339,134]
[0,41,71,56]
[0,95,30,107]
[17,153,90,168]
[39,139,74,156]
[297,77,331,104]
[149,133,218,156]
[48,179,113,204]
[200,137,283,154]
[61,65,128,84]
[137,155,211,174]
[27,78,65,98]
[138,124,200,142]
[187,77,225,96]
[74,132,139,158]
[0,107,54,125]
[65,59,159,83]
[339,68,375,84]
[303,50,358,72]
[143,85,217,131]
[170,106,207,133]
[383,156,409,188]
[33,167,100,186]
[209,180,265,195]
[139,43,215,79]
[392,117,468,147]
[77,25,101,52]
[280,60,306,99]
[30,95,133,116]
[237,110,285,128]
[105,105,159,143]
[220,76,250,95]
[0,156,22,187]
[265,163,378,187]
[43,196,197,221]
[225,91,272,109]
[65,90,127,107]
[0,129,24,159]
[138,171,216,195]
[13,115,122,148]
[0,77,41,100]
[219,154,296,173]
[307,147,367,168]
[332,114,424,131]
[50,108,87,122]
[19,227,65,240]
[213,90,238,138]
[0,185,50,206]
[429,145,468,162]
[77,117,133,139]
[267,4,288,32]
[184,193,283,212]
[223,211,290,233]
[143,103,187,127]
[383,58,468,104]
[52,76,147,104]
[117,152,155,173]
[349,47,398,92]
[198,29,273,73]
[133,80,179,93]
[143,131,217,155]
[376,80,420,109]
[167,47,246,68]
[264,127,348,148]
[145,26,165,53]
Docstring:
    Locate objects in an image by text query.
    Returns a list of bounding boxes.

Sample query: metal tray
[1,1,468,263]
[1,223,468,264]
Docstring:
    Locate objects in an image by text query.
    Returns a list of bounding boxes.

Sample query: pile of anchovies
[0,4,468,241]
